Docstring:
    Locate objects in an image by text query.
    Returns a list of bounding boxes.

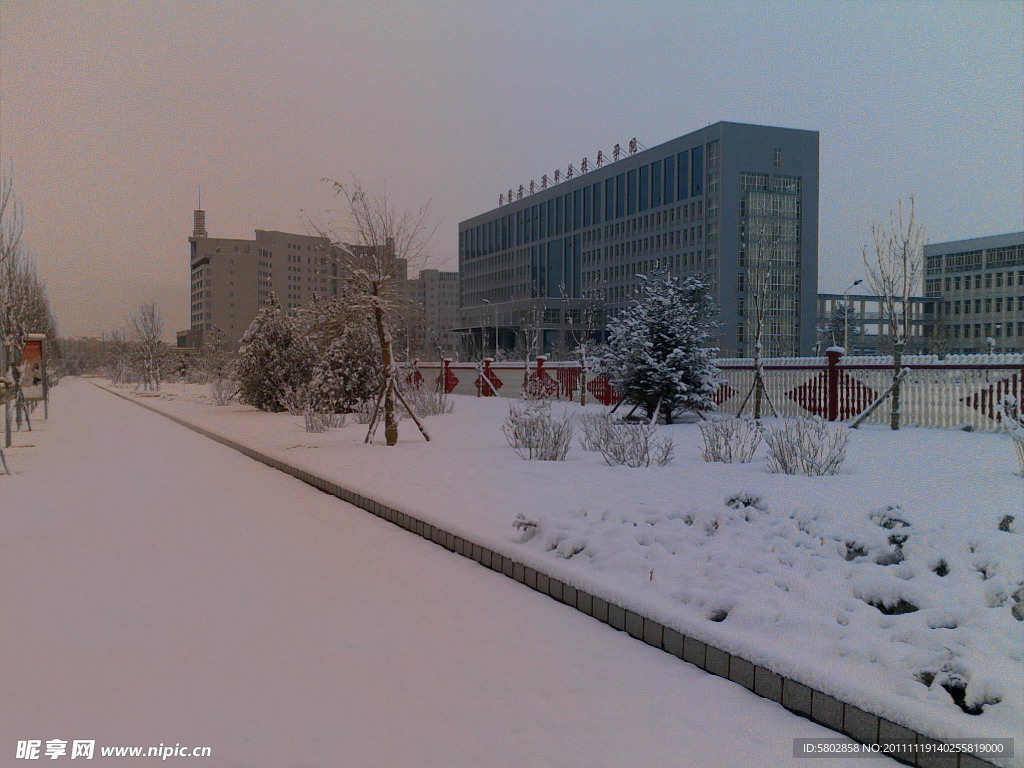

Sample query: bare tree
[0,160,22,272]
[560,279,606,405]
[736,222,782,419]
[128,302,165,392]
[861,196,925,430]
[514,283,547,388]
[315,180,435,446]
[0,161,58,448]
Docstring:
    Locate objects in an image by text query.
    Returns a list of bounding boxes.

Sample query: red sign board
[21,337,45,401]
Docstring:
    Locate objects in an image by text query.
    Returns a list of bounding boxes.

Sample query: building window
[773,148,783,168]
[677,152,688,200]
[691,145,703,196]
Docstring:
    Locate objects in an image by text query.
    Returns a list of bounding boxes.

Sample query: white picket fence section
[411,354,1024,433]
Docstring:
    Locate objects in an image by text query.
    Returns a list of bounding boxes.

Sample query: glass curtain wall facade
[458,121,819,356]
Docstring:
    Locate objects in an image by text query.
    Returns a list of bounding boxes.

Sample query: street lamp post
[844,279,863,354]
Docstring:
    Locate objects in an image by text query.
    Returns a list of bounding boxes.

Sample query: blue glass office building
[458,121,819,357]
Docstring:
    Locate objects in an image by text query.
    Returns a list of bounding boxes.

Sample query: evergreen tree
[601,273,719,423]
[236,295,316,412]
[308,322,381,414]
[817,302,861,351]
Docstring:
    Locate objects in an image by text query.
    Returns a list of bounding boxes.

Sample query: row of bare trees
[1,160,60,454]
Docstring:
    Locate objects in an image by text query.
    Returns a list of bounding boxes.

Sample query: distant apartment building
[458,121,820,357]
[403,268,459,358]
[188,210,338,342]
[924,231,1024,354]
[188,209,455,352]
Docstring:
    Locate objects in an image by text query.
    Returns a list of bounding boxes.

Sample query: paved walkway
[0,380,896,766]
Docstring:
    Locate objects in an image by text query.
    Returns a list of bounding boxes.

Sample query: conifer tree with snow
[236,294,316,412]
[308,322,381,414]
[601,273,719,424]
[817,302,861,351]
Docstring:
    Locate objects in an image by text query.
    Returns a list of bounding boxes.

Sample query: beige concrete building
[188,210,439,351]
[925,231,1024,354]
[188,209,337,343]
[403,268,459,358]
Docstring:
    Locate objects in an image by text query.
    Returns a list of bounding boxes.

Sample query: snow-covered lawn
[105,379,1023,762]
[3,379,905,768]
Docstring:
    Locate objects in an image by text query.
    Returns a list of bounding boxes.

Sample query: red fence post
[826,349,841,421]
[442,358,456,395]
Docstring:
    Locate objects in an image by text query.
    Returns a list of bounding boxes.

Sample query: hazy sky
[1,0,1021,338]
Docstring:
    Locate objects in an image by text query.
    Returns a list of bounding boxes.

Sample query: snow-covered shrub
[501,401,573,461]
[699,416,762,463]
[308,329,381,415]
[724,491,767,512]
[765,417,849,476]
[512,513,539,542]
[998,394,1024,476]
[600,273,719,423]
[209,377,236,406]
[236,295,317,412]
[578,411,613,451]
[400,382,454,418]
[595,421,674,467]
[279,381,331,434]
[302,408,330,433]
[352,398,377,425]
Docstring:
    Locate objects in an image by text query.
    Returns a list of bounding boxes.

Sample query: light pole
[844,279,863,353]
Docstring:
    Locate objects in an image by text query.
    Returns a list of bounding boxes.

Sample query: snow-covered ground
[1,379,902,767]
[108,378,1024,764]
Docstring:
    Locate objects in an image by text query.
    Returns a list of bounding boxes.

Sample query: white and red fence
[409,353,1024,433]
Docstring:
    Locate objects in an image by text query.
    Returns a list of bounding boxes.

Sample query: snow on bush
[308,330,381,415]
[699,416,763,463]
[279,382,331,434]
[765,417,849,476]
[209,377,236,406]
[351,399,377,425]
[724,491,768,512]
[518,493,1023,731]
[600,273,720,424]
[998,394,1024,476]
[576,411,673,466]
[236,295,317,412]
[578,411,612,452]
[400,381,454,418]
[501,400,572,461]
[596,421,674,467]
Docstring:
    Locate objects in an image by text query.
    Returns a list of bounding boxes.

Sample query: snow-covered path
[0,380,897,767]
